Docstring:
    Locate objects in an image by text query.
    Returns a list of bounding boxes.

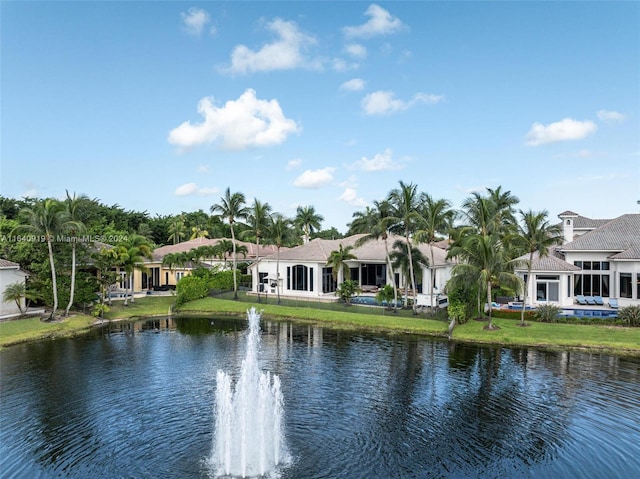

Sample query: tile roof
[151,237,281,262]
[0,258,20,269]
[263,233,451,267]
[514,251,580,272]
[560,214,640,257]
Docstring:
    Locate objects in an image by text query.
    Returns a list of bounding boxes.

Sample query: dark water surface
[1,316,639,478]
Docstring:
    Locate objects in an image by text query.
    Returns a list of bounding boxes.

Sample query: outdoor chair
[593,295,604,305]
[576,295,588,305]
[608,298,619,309]
[585,296,596,305]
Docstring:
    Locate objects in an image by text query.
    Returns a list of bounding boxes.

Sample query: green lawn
[1,295,639,355]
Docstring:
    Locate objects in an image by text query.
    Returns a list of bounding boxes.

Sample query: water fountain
[212,308,287,478]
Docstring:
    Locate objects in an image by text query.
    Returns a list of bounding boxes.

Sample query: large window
[620,273,632,299]
[573,261,611,297]
[536,275,559,302]
[287,265,314,291]
[322,267,336,293]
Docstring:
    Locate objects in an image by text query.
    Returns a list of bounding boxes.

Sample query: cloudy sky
[2,2,638,232]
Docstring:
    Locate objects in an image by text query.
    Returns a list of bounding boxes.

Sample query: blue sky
[2,1,639,233]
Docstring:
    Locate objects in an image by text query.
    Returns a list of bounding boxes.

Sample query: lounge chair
[585,296,596,305]
[593,295,604,305]
[609,298,618,309]
[576,295,588,305]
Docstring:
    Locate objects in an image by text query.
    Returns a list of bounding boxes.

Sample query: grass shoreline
[1,296,639,356]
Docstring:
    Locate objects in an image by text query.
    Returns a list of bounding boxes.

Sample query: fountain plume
[213,308,286,478]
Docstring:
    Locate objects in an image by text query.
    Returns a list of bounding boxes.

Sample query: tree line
[0,182,563,326]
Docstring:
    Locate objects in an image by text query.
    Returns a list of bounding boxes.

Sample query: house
[515,212,640,308]
[247,233,453,305]
[0,258,29,318]
[130,237,281,293]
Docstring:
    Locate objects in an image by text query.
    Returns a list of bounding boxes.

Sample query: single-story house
[515,212,640,308]
[247,233,453,306]
[0,258,29,318]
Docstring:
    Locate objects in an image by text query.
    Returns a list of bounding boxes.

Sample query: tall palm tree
[244,199,272,302]
[211,188,248,300]
[449,233,521,330]
[388,181,422,313]
[167,216,187,244]
[120,235,153,305]
[389,239,429,308]
[513,209,563,326]
[14,199,66,319]
[63,191,87,316]
[350,200,398,310]
[326,244,357,285]
[266,213,291,304]
[295,205,323,244]
[415,194,454,309]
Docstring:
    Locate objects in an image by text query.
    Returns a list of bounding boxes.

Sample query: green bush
[534,304,562,323]
[176,275,210,306]
[618,305,640,327]
[447,301,467,324]
[491,308,536,322]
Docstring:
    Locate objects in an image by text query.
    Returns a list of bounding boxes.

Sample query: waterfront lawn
[454,318,640,352]
[102,296,176,320]
[0,313,95,348]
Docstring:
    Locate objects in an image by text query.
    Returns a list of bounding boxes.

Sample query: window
[322,267,336,293]
[536,275,559,302]
[289,265,311,291]
[573,262,611,298]
[176,271,184,281]
[620,273,632,299]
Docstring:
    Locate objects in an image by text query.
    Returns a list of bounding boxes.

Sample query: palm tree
[513,209,563,326]
[389,239,428,308]
[350,200,398,310]
[63,191,87,316]
[295,205,323,244]
[326,244,357,285]
[120,235,153,305]
[244,199,272,302]
[2,282,26,315]
[449,233,521,330]
[388,181,422,313]
[189,226,209,239]
[167,216,187,244]
[211,188,248,300]
[13,199,66,319]
[266,213,291,304]
[415,194,454,309]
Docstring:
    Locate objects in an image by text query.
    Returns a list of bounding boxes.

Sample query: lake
[1,314,639,478]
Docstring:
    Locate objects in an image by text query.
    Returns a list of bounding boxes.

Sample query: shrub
[492,308,536,322]
[447,301,467,324]
[336,280,361,304]
[375,284,396,308]
[534,304,562,323]
[618,305,640,327]
[176,275,210,306]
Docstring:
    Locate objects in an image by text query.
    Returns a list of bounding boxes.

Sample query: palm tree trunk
[276,247,281,304]
[231,225,238,300]
[130,269,135,303]
[487,282,493,329]
[521,253,533,326]
[256,237,261,303]
[429,244,436,310]
[65,241,77,316]
[405,229,417,313]
[383,237,398,311]
[47,237,58,319]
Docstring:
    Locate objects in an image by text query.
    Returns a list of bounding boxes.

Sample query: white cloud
[352,148,403,171]
[286,158,302,170]
[222,18,318,74]
[180,7,210,36]
[174,183,218,196]
[339,187,367,207]
[197,164,210,173]
[293,167,335,188]
[168,89,300,150]
[597,109,626,122]
[340,78,365,92]
[361,90,444,115]
[524,118,597,146]
[343,4,406,39]
[345,43,367,59]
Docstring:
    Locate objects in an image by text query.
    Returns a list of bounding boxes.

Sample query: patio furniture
[585,296,596,305]
[576,295,588,305]
[593,295,604,305]
[609,298,619,309]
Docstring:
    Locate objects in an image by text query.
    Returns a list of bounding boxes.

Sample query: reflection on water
[1,316,639,478]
